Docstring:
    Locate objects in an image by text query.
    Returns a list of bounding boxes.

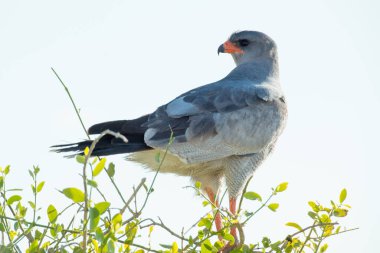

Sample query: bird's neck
[229,56,280,83]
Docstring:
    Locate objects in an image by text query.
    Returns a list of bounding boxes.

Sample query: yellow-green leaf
[112,213,122,231]
[171,242,178,253]
[62,188,85,203]
[148,225,154,236]
[268,203,279,212]
[37,181,45,193]
[93,158,106,177]
[47,205,58,223]
[84,146,90,156]
[319,243,328,253]
[276,182,288,192]
[107,162,115,177]
[4,165,10,175]
[7,195,22,205]
[285,222,302,231]
[195,181,202,189]
[243,191,262,201]
[76,155,86,164]
[339,188,347,203]
[308,201,319,212]
[333,208,348,217]
[89,207,100,230]
[95,201,110,214]
[223,233,235,246]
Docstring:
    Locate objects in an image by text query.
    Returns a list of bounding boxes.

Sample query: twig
[237,176,253,214]
[51,67,89,139]
[120,178,146,215]
[115,240,161,253]
[1,193,34,243]
[308,227,359,240]
[241,191,276,226]
[81,130,129,250]
[140,217,189,242]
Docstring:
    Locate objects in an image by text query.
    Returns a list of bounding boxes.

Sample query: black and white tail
[52,115,152,157]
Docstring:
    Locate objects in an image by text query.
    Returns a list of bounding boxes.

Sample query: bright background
[0,0,379,252]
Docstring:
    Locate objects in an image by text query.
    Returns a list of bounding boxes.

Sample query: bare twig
[120,178,146,215]
[237,176,253,214]
[81,130,129,250]
[140,217,189,242]
[51,68,89,139]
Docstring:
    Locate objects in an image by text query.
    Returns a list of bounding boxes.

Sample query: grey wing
[144,80,287,163]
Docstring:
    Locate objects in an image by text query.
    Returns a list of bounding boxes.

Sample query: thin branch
[237,176,253,214]
[115,240,161,253]
[140,217,189,242]
[51,67,89,139]
[120,178,146,215]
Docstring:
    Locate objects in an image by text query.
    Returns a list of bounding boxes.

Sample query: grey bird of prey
[53,31,287,242]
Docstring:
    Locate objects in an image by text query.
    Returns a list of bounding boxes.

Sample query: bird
[53,30,287,244]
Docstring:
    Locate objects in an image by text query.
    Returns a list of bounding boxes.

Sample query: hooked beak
[218,40,243,55]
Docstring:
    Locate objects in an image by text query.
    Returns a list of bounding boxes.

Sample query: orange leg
[229,197,238,241]
[205,187,223,232]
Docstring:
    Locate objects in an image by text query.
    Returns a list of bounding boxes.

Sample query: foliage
[0,160,356,253]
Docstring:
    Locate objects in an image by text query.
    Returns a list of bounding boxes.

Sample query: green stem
[51,67,89,139]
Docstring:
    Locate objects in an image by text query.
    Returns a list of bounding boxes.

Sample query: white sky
[0,0,379,252]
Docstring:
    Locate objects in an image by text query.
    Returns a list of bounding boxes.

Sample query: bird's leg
[205,187,223,233]
[229,197,238,240]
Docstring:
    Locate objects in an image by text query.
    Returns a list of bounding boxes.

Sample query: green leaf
[201,239,214,253]
[223,233,235,246]
[339,188,347,203]
[243,191,262,201]
[94,202,110,214]
[47,205,58,223]
[7,195,22,205]
[33,166,40,175]
[214,241,223,250]
[75,155,86,164]
[198,218,212,230]
[28,169,34,179]
[333,208,348,217]
[308,201,319,212]
[195,181,202,189]
[155,152,161,163]
[308,211,317,219]
[93,158,106,177]
[36,181,45,193]
[0,177,3,188]
[28,201,36,209]
[319,243,328,253]
[262,237,271,248]
[112,213,122,231]
[4,165,10,175]
[0,223,4,232]
[285,222,302,231]
[107,240,115,253]
[202,200,209,207]
[89,207,100,230]
[107,163,115,177]
[62,188,85,203]
[268,203,279,212]
[87,179,98,188]
[275,182,288,192]
[160,244,173,249]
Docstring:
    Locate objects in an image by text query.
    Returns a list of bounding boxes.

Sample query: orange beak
[218,40,243,54]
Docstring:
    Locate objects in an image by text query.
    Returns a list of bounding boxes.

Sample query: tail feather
[52,115,152,157]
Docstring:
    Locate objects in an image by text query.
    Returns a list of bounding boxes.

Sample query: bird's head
[218,31,277,66]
